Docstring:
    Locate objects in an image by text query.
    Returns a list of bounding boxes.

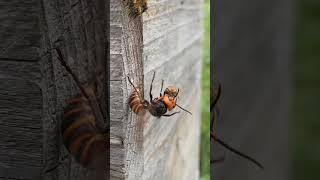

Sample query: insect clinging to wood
[125,0,148,18]
[128,71,192,117]
[211,81,264,169]
[55,48,109,169]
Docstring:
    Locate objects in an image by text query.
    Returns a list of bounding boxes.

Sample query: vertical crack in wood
[121,1,145,180]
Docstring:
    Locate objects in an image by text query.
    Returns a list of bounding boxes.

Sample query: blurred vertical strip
[212,0,294,180]
[293,0,320,179]
[106,0,110,177]
[201,0,211,180]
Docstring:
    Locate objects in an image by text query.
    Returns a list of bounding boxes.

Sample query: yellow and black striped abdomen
[129,90,146,115]
[62,95,107,168]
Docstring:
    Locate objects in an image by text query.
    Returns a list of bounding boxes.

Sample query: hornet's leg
[211,82,221,112]
[210,82,221,132]
[162,112,180,117]
[160,79,164,96]
[175,88,180,98]
[55,48,89,99]
[127,75,144,102]
[212,134,264,169]
[150,71,156,101]
[127,76,139,93]
[211,110,216,132]
[211,155,225,164]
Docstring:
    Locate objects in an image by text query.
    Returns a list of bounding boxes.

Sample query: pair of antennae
[176,104,192,115]
[169,88,193,115]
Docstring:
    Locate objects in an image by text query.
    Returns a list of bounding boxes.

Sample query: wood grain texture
[39,0,108,179]
[110,0,144,179]
[0,0,108,179]
[110,0,202,179]
[0,0,43,179]
[1,0,202,179]
[144,0,203,179]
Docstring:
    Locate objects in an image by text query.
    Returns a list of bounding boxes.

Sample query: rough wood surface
[0,0,43,179]
[2,0,203,179]
[110,0,144,179]
[110,0,203,179]
[142,1,202,179]
[40,0,108,179]
[1,0,108,179]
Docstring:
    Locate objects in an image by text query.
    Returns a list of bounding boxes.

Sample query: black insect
[211,81,264,169]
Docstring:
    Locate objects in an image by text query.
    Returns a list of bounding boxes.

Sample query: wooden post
[0,1,43,179]
[1,0,202,179]
[1,0,108,179]
[110,0,203,179]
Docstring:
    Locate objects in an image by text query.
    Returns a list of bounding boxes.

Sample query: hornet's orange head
[164,86,179,97]
[163,95,176,111]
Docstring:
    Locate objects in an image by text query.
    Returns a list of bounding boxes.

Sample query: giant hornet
[127,71,192,117]
[125,0,148,19]
[211,81,264,169]
[55,48,110,169]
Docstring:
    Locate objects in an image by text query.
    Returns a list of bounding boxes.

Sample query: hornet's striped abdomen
[129,89,146,115]
[62,94,107,169]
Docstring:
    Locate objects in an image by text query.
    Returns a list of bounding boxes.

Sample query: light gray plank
[141,0,203,179]
[212,0,292,179]
[110,0,146,179]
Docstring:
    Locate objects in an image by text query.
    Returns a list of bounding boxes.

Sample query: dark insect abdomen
[148,100,167,117]
[62,94,107,169]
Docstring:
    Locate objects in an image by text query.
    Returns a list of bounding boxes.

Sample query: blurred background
[211,0,291,179]
[293,0,320,179]
[200,0,210,179]
[209,0,320,179]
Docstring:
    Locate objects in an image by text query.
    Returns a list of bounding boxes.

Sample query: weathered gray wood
[110,0,144,179]
[111,0,203,179]
[142,1,202,179]
[1,0,108,179]
[1,0,202,179]
[0,0,43,179]
[39,0,108,179]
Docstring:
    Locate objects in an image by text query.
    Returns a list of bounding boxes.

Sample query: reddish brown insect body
[129,89,148,115]
[127,71,192,118]
[55,48,108,169]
